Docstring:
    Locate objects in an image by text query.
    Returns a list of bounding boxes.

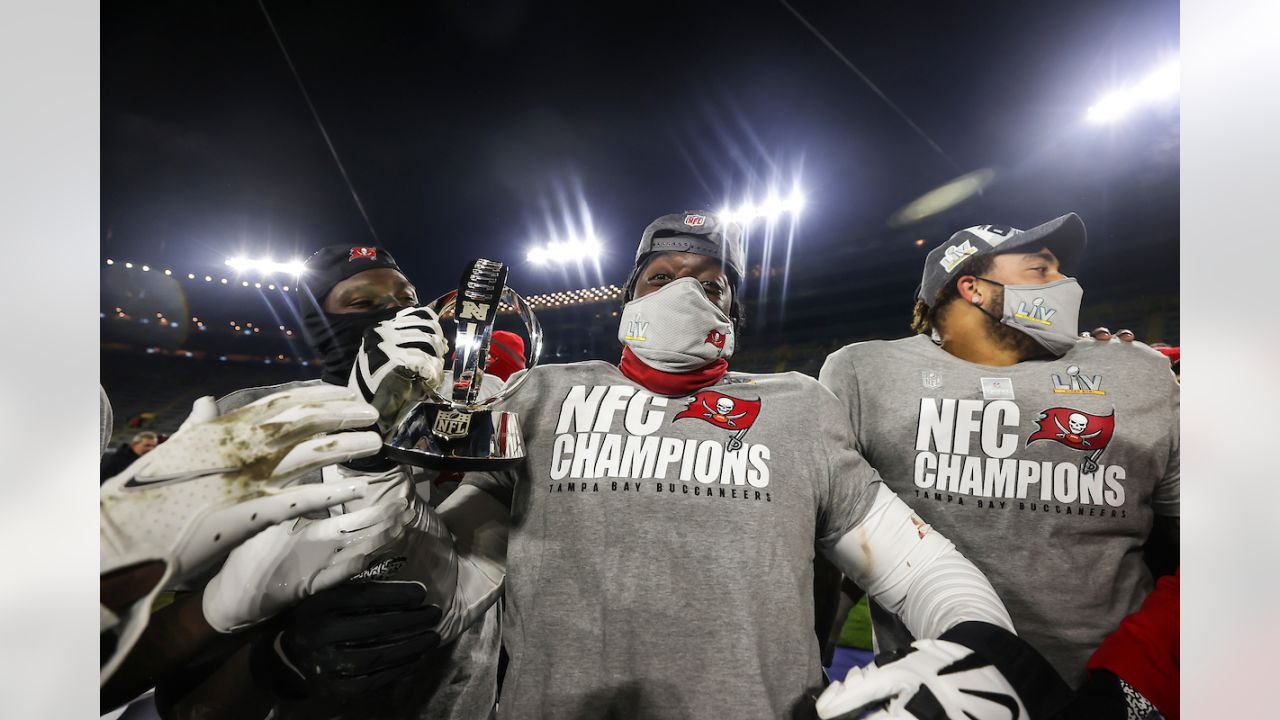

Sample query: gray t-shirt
[819,334,1179,687]
[215,380,500,720]
[464,360,879,719]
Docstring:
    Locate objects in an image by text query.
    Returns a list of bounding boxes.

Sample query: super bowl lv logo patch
[675,389,761,451]
[1027,407,1116,474]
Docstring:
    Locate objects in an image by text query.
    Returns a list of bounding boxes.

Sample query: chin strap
[618,347,728,396]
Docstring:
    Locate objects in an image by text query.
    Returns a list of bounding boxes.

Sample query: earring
[972,296,982,304]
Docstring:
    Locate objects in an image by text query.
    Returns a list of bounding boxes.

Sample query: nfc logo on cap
[683,214,707,227]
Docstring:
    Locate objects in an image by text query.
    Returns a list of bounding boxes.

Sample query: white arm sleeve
[822,483,1014,641]
[417,483,510,644]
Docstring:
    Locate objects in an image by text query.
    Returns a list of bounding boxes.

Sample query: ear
[956,275,983,305]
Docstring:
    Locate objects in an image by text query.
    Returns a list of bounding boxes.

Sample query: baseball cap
[300,244,403,304]
[624,211,745,301]
[917,213,1087,302]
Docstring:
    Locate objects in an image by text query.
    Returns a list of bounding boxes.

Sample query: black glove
[252,580,442,700]
[1056,669,1165,720]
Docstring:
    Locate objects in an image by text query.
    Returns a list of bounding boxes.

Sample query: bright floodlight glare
[1086,57,1180,124]
[786,188,806,215]
[1086,90,1134,124]
[577,235,601,257]
[225,256,307,275]
[757,193,784,221]
[528,234,602,265]
[1136,59,1180,102]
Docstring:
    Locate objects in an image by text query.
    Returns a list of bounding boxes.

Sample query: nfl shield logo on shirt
[921,370,943,390]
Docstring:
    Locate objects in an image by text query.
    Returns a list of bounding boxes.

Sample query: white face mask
[617,277,735,371]
[978,276,1083,356]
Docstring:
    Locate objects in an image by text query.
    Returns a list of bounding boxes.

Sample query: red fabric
[1156,346,1181,364]
[446,331,527,382]
[1087,569,1180,720]
[618,347,728,396]
[486,331,526,381]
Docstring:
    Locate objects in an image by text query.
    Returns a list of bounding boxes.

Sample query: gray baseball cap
[918,212,1087,302]
[623,211,746,301]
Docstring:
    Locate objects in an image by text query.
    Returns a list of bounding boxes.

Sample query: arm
[821,483,1014,640]
[409,483,510,644]
[100,386,381,686]
[816,488,1071,719]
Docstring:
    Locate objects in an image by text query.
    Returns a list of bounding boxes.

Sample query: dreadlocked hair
[910,253,997,336]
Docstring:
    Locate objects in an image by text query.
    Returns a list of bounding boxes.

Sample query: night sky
[102,0,1179,341]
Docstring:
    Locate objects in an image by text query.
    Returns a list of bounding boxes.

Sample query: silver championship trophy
[384,258,543,470]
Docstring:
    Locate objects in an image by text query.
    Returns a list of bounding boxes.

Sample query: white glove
[202,494,414,633]
[348,305,450,435]
[815,639,1027,720]
[100,384,382,683]
[319,463,506,645]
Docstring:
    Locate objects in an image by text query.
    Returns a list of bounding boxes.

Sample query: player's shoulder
[1066,339,1172,376]
[504,360,622,397]
[824,334,928,370]
[725,370,843,406]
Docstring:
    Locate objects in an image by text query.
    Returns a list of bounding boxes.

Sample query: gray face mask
[977,276,1083,356]
[617,277,735,371]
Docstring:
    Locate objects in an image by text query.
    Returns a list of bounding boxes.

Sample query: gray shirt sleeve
[819,347,867,454]
[814,378,881,548]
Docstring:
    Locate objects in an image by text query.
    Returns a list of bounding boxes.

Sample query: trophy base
[383,402,525,472]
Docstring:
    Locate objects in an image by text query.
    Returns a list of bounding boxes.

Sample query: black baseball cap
[300,244,404,304]
[918,213,1087,302]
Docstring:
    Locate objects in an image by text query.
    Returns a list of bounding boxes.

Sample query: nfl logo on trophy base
[433,409,473,439]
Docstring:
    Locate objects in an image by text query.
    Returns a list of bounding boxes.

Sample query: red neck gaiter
[618,347,728,396]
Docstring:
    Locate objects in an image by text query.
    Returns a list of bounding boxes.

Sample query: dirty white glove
[816,637,1027,720]
[202,495,414,633]
[100,384,381,683]
[349,305,450,435]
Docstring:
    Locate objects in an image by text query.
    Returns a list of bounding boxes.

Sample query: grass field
[838,595,874,649]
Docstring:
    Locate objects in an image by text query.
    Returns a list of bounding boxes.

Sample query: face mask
[617,277,735,372]
[976,277,1083,356]
[302,305,403,385]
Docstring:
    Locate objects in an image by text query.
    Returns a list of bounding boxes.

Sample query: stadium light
[719,186,806,224]
[225,256,306,276]
[526,235,602,266]
[1136,59,1180,102]
[1086,57,1180,124]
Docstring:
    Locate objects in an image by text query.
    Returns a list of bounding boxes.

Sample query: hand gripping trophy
[384,258,542,470]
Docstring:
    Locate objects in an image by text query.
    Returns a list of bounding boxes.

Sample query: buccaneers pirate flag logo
[675,390,762,451]
[1027,407,1117,474]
